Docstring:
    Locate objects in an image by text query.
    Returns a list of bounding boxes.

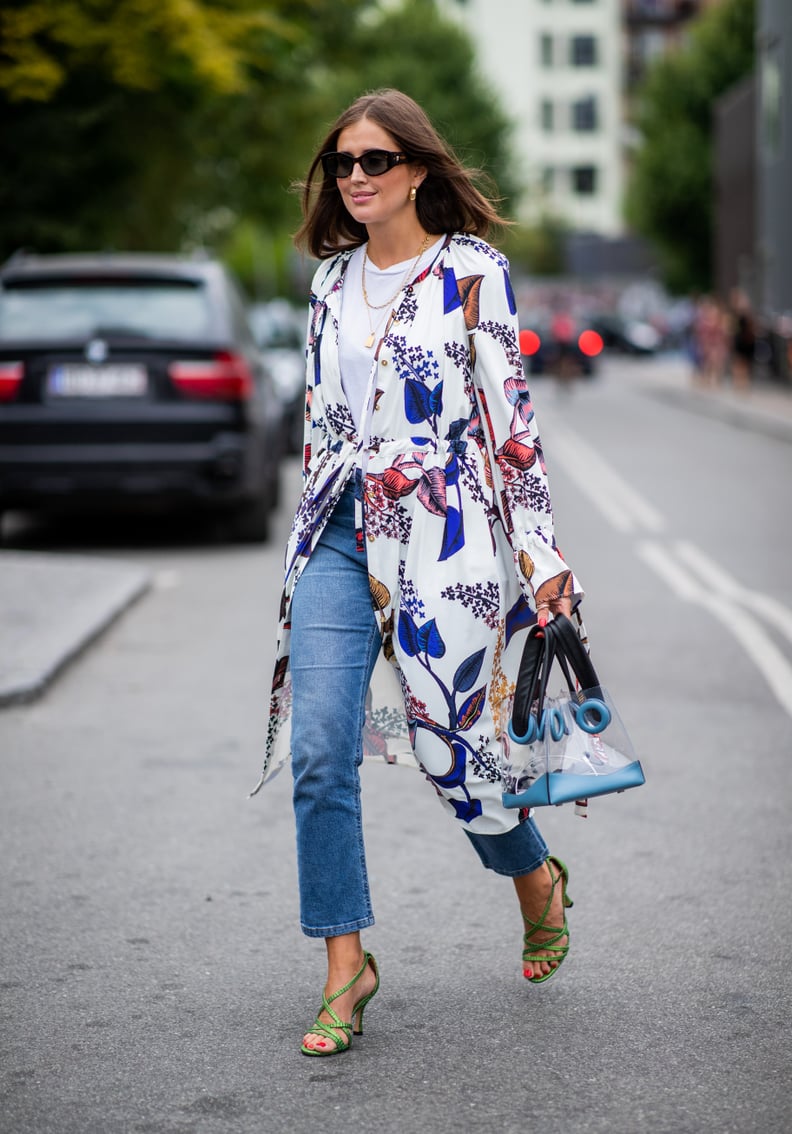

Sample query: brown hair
[294,88,506,259]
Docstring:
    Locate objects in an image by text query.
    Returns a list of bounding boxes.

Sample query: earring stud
[409,186,417,202]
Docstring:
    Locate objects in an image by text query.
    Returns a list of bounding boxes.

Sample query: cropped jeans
[289,485,549,938]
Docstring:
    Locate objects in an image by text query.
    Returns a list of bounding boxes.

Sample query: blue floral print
[252,234,582,837]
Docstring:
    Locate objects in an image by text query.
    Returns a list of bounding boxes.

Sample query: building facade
[440,0,722,238]
[440,0,624,236]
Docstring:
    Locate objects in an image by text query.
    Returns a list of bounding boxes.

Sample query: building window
[570,35,598,66]
[572,165,598,195]
[540,33,554,67]
[541,167,555,194]
[541,99,555,132]
[572,96,598,132]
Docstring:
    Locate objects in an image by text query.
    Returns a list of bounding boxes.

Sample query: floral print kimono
[252,233,582,836]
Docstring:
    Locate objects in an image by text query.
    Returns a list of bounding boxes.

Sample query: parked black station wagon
[0,253,283,541]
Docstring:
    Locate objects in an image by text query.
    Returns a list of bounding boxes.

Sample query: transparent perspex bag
[501,617,645,808]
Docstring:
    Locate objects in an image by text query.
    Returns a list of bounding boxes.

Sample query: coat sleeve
[467,252,583,610]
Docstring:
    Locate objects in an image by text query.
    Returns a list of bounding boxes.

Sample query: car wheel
[229,496,271,543]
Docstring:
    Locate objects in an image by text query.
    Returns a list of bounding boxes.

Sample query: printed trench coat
[252,233,583,835]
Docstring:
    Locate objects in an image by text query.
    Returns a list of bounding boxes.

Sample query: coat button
[381,358,388,366]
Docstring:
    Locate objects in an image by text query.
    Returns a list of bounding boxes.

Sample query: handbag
[501,614,645,808]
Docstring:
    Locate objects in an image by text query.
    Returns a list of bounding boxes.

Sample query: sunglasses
[320,149,409,179]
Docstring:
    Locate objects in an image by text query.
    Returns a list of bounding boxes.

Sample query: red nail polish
[538,616,547,628]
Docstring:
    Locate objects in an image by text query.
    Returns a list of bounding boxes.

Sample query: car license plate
[47,364,148,397]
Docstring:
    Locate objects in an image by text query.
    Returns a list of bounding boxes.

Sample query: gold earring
[409,186,417,202]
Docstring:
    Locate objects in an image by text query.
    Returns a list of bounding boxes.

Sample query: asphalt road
[1,356,791,1134]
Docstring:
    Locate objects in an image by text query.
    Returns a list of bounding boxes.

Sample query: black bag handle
[510,614,603,739]
[511,624,554,739]
[547,615,603,697]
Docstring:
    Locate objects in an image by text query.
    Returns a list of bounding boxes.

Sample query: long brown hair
[294,89,506,259]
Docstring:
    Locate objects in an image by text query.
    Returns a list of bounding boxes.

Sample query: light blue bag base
[502,761,646,809]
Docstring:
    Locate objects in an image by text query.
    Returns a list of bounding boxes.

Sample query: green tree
[0,0,375,257]
[500,216,569,277]
[221,0,518,294]
[625,0,756,294]
[0,0,516,293]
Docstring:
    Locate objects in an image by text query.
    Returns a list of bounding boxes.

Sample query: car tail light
[169,351,253,399]
[578,330,604,357]
[519,329,541,356]
[0,361,23,402]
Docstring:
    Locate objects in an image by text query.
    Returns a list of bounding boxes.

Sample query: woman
[251,89,583,1056]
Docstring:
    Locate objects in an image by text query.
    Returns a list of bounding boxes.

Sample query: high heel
[300,952,379,1056]
[522,856,573,985]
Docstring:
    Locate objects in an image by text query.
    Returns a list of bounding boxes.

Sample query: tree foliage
[499,216,569,278]
[625,0,756,294]
[0,0,376,257]
[0,0,516,288]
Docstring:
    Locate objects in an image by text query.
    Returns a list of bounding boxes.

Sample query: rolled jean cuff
[301,915,376,939]
[464,817,549,877]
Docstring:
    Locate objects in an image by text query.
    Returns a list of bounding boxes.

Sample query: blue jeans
[289,485,550,938]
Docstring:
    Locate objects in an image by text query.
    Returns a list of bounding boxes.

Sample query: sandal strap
[523,924,570,963]
[521,857,571,963]
[303,952,374,1053]
[304,1014,352,1052]
[324,952,373,1007]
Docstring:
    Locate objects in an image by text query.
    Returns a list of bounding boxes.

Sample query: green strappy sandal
[300,952,379,1057]
[522,856,573,985]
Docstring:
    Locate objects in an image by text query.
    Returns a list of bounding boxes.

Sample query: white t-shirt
[339,237,444,429]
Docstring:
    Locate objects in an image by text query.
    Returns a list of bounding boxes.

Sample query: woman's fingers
[536,598,572,627]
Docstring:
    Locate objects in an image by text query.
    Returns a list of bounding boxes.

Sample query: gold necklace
[361,233,432,348]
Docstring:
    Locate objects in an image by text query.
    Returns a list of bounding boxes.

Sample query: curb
[0,553,151,707]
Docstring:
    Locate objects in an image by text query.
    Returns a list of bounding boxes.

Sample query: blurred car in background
[0,252,283,541]
[249,299,306,456]
[519,310,603,378]
[586,312,662,355]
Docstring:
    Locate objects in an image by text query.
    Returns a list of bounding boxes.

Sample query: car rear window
[0,279,215,342]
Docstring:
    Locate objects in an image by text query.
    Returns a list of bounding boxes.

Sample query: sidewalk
[613,350,792,444]
[0,550,150,706]
[1,351,789,709]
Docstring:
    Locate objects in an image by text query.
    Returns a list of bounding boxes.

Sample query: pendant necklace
[361,233,432,348]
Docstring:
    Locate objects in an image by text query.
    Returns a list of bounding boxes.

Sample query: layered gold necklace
[360,233,432,348]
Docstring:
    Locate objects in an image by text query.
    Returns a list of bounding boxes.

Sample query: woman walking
[251,89,583,1055]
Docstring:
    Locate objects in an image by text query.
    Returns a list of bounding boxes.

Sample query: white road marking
[638,540,792,720]
[547,423,666,533]
[153,569,182,590]
[544,413,792,720]
[674,540,792,646]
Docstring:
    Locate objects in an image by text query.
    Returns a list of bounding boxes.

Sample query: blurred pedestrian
[251,89,583,1056]
[729,289,755,391]
[693,295,730,387]
[550,302,578,387]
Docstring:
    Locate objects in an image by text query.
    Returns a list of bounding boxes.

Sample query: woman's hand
[536,596,572,628]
